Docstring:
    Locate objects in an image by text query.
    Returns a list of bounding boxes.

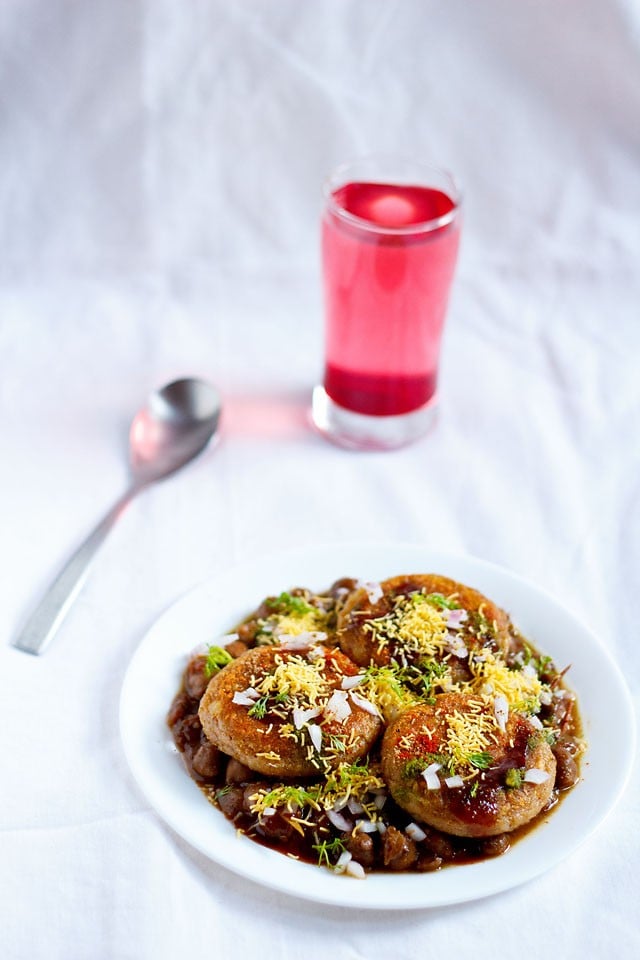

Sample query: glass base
[311,385,437,451]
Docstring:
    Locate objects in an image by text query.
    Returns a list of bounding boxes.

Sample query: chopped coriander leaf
[403,752,455,779]
[312,837,346,867]
[358,665,422,719]
[469,780,480,797]
[323,761,385,799]
[413,659,449,698]
[440,754,458,776]
[363,665,407,698]
[467,751,494,770]
[536,655,554,676]
[247,695,269,719]
[362,660,448,713]
[252,784,323,814]
[515,696,542,715]
[529,730,557,750]
[505,767,523,789]
[403,758,428,779]
[424,592,459,610]
[469,610,494,638]
[265,591,315,616]
[523,645,555,676]
[416,658,449,677]
[205,645,233,677]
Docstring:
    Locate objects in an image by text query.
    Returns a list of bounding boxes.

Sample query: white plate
[119,543,635,909]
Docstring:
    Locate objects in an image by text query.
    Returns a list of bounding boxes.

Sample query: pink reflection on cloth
[222,390,312,441]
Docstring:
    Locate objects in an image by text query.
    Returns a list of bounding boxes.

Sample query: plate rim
[119,541,636,910]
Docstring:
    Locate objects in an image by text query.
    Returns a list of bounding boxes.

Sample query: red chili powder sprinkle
[397,731,441,761]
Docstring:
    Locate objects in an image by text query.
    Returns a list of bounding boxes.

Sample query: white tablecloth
[2,1,639,957]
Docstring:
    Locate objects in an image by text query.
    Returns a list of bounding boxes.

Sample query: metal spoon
[12,377,222,656]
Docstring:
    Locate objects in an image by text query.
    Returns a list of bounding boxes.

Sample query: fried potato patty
[199,644,382,777]
[381,694,556,837]
[338,574,514,670]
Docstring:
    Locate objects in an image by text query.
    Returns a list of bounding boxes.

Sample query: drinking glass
[312,156,462,450]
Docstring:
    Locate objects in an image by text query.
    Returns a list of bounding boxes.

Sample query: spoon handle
[12,487,138,655]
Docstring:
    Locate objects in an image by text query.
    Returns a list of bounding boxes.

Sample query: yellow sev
[441,697,502,768]
[254,653,330,708]
[470,651,545,710]
[271,609,328,638]
[249,762,385,819]
[363,593,450,658]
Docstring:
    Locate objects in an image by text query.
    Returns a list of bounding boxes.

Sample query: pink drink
[322,180,460,417]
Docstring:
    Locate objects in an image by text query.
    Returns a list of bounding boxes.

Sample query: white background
[1,1,639,958]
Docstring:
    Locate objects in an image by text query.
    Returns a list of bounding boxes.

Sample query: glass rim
[323,155,463,235]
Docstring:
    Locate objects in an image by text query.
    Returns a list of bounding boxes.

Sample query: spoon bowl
[130,378,221,483]
[12,377,222,655]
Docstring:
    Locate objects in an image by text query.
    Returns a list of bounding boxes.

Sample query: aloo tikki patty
[381,694,556,838]
[337,574,517,682]
[199,643,382,777]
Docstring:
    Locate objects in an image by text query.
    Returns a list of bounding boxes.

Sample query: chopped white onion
[522,663,538,678]
[345,859,366,879]
[292,706,321,730]
[445,775,465,789]
[278,631,327,650]
[188,642,209,657]
[221,632,240,646]
[232,687,260,706]
[262,807,276,817]
[347,798,364,815]
[444,608,468,629]
[355,819,378,834]
[334,850,352,873]
[528,714,544,730]
[349,691,381,717]
[394,651,409,671]
[326,808,352,832]
[307,723,323,752]
[332,796,349,812]
[324,689,352,723]
[306,646,325,661]
[447,634,468,658]
[540,690,554,705]
[341,674,365,690]
[524,768,551,784]
[405,822,427,842]
[376,821,387,835]
[356,579,383,605]
[494,694,509,732]
[422,762,442,791]
[373,793,387,809]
